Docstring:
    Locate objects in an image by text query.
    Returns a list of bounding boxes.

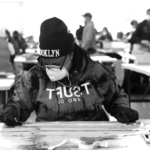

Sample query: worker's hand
[113,106,139,124]
[0,105,22,127]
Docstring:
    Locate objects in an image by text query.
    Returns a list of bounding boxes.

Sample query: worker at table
[0,17,139,127]
[132,9,150,54]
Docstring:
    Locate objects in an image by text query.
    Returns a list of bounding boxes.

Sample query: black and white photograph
[0,0,150,149]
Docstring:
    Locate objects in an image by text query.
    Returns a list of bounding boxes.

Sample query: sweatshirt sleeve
[103,77,129,116]
[96,64,129,116]
[5,72,36,122]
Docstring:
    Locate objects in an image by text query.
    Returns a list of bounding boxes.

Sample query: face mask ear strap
[37,56,41,61]
[37,56,46,70]
[60,55,68,70]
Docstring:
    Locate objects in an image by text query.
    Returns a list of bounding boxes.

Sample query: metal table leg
[127,70,131,107]
[5,91,8,104]
[141,77,150,99]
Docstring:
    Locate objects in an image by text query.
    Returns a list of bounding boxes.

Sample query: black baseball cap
[82,13,92,18]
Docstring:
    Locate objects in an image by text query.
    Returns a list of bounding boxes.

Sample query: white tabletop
[0,120,150,149]
[14,56,37,64]
[15,54,117,64]
[117,51,136,60]
[97,48,125,54]
[97,41,126,51]
[111,41,126,49]
[0,79,15,91]
[25,48,40,54]
[25,49,36,54]
[122,63,150,76]
[0,72,15,79]
[91,55,117,63]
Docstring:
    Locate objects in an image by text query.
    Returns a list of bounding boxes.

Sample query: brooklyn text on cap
[39,17,74,58]
[40,49,60,57]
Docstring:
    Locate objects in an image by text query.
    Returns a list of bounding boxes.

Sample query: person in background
[13,31,27,54]
[5,30,20,55]
[20,33,28,50]
[0,17,139,126]
[126,20,138,40]
[0,29,14,105]
[97,27,113,49]
[125,20,138,53]
[76,25,84,46]
[132,9,150,54]
[99,27,113,41]
[122,18,149,93]
[81,13,96,54]
[117,32,125,41]
[25,35,37,49]
[0,29,14,73]
[5,30,17,66]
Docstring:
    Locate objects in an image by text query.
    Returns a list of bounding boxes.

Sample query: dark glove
[113,106,139,124]
[1,105,22,127]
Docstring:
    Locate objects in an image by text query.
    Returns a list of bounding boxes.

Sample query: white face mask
[102,31,107,35]
[146,14,150,21]
[45,60,70,82]
[131,27,136,32]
